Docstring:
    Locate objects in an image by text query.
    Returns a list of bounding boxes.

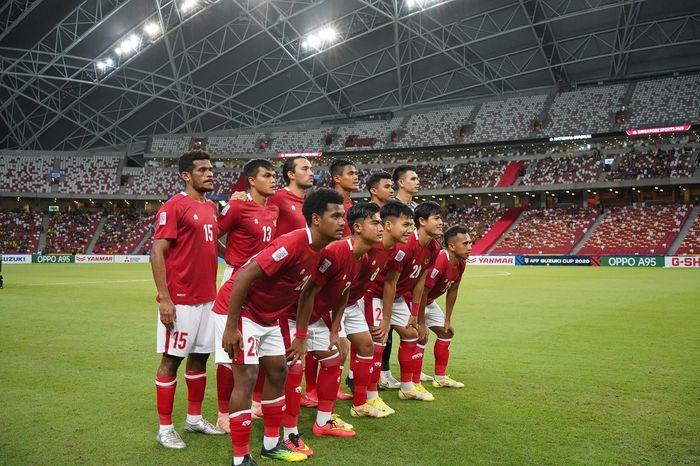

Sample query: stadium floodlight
[95,58,114,71]
[116,34,140,57]
[180,0,199,14]
[301,25,338,51]
[144,22,161,37]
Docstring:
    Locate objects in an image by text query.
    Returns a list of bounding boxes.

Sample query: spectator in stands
[366,171,394,206]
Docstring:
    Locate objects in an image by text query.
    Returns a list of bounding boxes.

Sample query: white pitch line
[467,271,513,277]
[16,279,151,287]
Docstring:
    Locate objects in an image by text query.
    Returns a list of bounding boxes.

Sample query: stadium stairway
[669,205,700,254]
[471,207,524,255]
[571,209,607,254]
[132,225,154,254]
[86,215,108,254]
[496,161,526,187]
[38,213,49,253]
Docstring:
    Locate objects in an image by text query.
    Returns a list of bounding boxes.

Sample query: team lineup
[151,151,473,465]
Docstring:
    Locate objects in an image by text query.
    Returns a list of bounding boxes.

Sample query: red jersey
[153,192,218,305]
[340,198,354,237]
[213,228,322,326]
[309,238,365,326]
[268,187,306,237]
[423,250,466,304]
[347,241,394,304]
[368,230,441,298]
[218,195,279,267]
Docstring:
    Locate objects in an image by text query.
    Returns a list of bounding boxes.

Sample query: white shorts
[220,265,235,287]
[156,302,215,357]
[307,320,334,352]
[343,299,369,336]
[366,296,411,328]
[425,301,446,328]
[234,316,286,365]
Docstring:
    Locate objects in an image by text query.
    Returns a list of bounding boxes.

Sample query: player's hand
[286,338,307,366]
[229,191,247,202]
[158,297,176,331]
[444,319,454,336]
[406,315,418,331]
[222,326,243,361]
[328,331,341,352]
[417,323,428,342]
[369,325,384,342]
[378,320,390,343]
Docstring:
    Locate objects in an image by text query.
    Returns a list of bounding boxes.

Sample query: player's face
[399,170,420,195]
[372,178,394,202]
[251,167,277,197]
[450,233,473,259]
[335,165,359,192]
[183,159,214,193]
[316,203,346,241]
[385,215,412,244]
[292,158,314,189]
[357,212,383,244]
[422,213,444,237]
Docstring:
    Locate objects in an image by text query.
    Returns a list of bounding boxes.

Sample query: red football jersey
[218,196,279,268]
[368,230,441,298]
[347,241,394,304]
[422,250,466,304]
[309,238,365,326]
[153,192,218,305]
[340,198,354,237]
[213,228,322,326]
[268,188,306,238]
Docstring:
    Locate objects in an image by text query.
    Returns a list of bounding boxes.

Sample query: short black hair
[392,165,417,186]
[330,159,354,179]
[444,225,468,244]
[414,201,442,227]
[380,200,413,222]
[366,171,392,192]
[178,150,211,173]
[347,202,380,233]
[302,188,345,226]
[282,156,307,185]
[244,159,276,187]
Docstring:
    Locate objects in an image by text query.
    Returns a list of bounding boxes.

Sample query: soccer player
[268,156,314,237]
[215,159,280,432]
[366,171,394,207]
[151,150,225,449]
[330,159,359,237]
[379,165,421,389]
[276,202,385,448]
[367,201,443,401]
[421,226,472,388]
[216,188,345,466]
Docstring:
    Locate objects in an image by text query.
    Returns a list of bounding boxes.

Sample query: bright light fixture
[180,0,199,14]
[301,26,338,51]
[144,22,160,37]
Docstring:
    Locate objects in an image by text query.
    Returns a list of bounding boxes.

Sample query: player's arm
[222,261,266,360]
[410,269,430,341]
[290,280,322,365]
[150,238,175,330]
[443,280,461,336]
[378,268,399,342]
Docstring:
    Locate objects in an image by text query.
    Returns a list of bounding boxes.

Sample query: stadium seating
[0,154,53,193]
[397,106,474,148]
[269,128,329,153]
[329,118,404,151]
[0,210,42,253]
[92,211,153,255]
[578,204,692,255]
[607,147,695,180]
[123,168,182,197]
[149,136,191,155]
[546,84,626,135]
[523,153,603,185]
[469,94,547,143]
[451,159,509,188]
[444,205,507,240]
[675,214,700,255]
[56,155,121,194]
[136,235,154,255]
[44,211,103,254]
[492,207,598,254]
[624,74,700,128]
[206,134,266,155]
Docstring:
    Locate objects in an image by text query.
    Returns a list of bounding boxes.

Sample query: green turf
[0,264,698,465]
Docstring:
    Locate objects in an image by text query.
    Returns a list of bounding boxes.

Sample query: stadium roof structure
[1,0,700,152]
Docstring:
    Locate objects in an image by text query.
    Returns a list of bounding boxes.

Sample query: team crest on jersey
[159,212,167,225]
[430,268,439,279]
[425,258,430,265]
[272,247,289,262]
[254,218,259,224]
[291,205,296,210]
[395,250,406,262]
[193,213,199,221]
[319,259,332,273]
[221,204,231,216]
[371,260,376,266]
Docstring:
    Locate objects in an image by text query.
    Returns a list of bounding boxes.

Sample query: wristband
[295,329,308,340]
[410,302,420,317]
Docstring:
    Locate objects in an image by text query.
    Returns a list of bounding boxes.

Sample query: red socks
[368,343,385,392]
[282,362,303,429]
[155,375,176,425]
[216,365,234,414]
[398,340,418,383]
[229,409,252,457]
[351,354,373,406]
[185,370,206,416]
[411,344,426,385]
[317,354,342,413]
[434,338,451,377]
[262,395,286,438]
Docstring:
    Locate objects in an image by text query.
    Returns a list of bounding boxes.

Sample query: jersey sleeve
[386,242,410,273]
[153,201,179,240]
[255,235,300,278]
[425,252,446,289]
[217,200,243,233]
[311,248,342,287]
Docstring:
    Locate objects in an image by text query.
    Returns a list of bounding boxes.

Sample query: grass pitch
[0,264,698,465]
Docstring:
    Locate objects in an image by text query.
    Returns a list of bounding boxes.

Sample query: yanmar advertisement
[466,256,516,266]
[75,255,114,263]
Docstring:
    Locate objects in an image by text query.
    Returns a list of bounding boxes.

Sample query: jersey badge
[395,250,406,262]
[254,218,259,224]
[272,247,289,262]
[221,204,231,216]
[193,213,199,221]
[291,205,296,211]
[430,268,439,279]
[319,259,332,273]
[159,212,167,225]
